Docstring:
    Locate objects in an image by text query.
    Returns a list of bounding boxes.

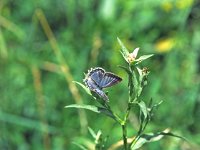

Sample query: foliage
[66,38,185,149]
[0,0,200,150]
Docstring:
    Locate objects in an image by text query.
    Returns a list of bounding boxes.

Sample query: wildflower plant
[65,38,184,150]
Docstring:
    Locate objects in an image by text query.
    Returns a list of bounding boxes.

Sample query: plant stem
[121,64,140,149]
[113,112,123,124]
[121,65,137,149]
[124,102,132,123]
[122,123,127,150]
[121,101,133,149]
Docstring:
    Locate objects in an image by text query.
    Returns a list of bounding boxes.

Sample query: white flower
[127,47,139,63]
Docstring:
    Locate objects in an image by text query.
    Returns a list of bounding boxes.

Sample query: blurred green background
[0,0,200,149]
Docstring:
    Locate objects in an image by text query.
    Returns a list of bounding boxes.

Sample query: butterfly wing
[88,68,105,87]
[84,67,121,101]
[84,77,99,91]
[99,72,122,88]
[84,76,108,101]
[93,88,109,101]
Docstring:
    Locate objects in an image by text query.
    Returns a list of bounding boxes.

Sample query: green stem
[122,123,127,150]
[104,100,128,149]
[121,65,137,149]
[124,102,132,122]
[121,64,141,149]
[121,101,133,149]
[113,112,123,124]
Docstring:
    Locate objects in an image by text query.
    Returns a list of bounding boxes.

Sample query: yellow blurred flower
[176,0,194,9]
[155,38,175,53]
[161,1,173,12]
[161,0,194,12]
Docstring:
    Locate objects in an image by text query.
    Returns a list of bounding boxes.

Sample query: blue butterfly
[84,67,122,101]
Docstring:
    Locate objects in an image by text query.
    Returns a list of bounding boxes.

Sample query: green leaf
[131,133,164,150]
[65,104,100,113]
[65,104,116,120]
[88,128,103,145]
[95,130,104,149]
[73,81,92,96]
[137,86,143,97]
[132,69,139,94]
[118,65,139,99]
[88,127,97,139]
[96,130,102,139]
[150,100,163,113]
[136,67,142,77]
[72,142,88,150]
[131,129,186,150]
[152,100,163,108]
[138,101,148,119]
[98,107,116,120]
[72,137,94,150]
[95,130,102,143]
[135,54,154,64]
[117,37,129,63]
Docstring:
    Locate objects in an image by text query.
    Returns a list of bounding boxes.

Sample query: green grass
[0,0,200,149]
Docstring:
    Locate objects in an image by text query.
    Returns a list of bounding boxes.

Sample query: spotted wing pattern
[84,67,122,101]
[84,75,108,101]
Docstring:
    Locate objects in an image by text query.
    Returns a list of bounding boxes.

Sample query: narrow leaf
[88,127,97,139]
[96,130,102,139]
[72,142,88,150]
[117,37,129,62]
[98,107,116,120]
[73,81,92,96]
[136,67,142,77]
[150,100,163,113]
[131,133,164,150]
[96,130,102,143]
[152,100,163,108]
[148,98,153,108]
[138,101,148,119]
[65,104,116,120]
[72,137,95,150]
[157,131,187,141]
[65,104,100,113]
[131,129,185,150]
[131,69,139,93]
[135,54,154,64]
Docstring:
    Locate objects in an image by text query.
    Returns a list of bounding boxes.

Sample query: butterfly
[84,67,122,101]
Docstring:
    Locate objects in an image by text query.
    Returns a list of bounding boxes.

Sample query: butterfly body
[84,67,122,101]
